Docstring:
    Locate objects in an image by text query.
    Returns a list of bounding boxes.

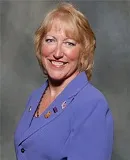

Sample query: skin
[41,20,81,99]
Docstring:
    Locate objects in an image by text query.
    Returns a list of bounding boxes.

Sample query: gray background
[1,0,130,160]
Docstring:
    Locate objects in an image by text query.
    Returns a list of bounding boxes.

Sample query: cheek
[67,48,80,61]
[41,45,54,57]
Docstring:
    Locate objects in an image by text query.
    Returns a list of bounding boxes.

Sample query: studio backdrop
[1,1,130,160]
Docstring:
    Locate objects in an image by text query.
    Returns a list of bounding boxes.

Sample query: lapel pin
[53,107,58,113]
[44,111,51,119]
[61,101,67,109]
[29,106,32,112]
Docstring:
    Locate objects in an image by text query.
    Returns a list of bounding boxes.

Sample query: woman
[14,2,113,160]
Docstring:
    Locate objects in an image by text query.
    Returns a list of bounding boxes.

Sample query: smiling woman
[14,2,113,160]
[41,20,81,82]
[35,3,96,81]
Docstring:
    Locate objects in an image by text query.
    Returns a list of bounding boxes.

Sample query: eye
[45,38,55,43]
[65,42,76,46]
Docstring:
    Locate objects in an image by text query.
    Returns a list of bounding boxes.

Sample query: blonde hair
[34,2,96,80]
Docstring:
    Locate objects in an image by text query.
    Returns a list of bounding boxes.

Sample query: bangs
[43,13,81,43]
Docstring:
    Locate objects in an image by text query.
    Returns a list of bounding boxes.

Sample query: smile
[50,60,67,67]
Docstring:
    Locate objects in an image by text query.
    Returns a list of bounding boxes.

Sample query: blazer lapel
[25,82,48,127]
[17,82,48,145]
[18,93,74,145]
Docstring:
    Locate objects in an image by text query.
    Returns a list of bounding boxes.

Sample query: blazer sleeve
[62,99,114,160]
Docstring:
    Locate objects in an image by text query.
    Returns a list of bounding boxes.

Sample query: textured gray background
[1,1,130,160]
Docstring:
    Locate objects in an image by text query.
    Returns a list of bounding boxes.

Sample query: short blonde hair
[34,2,96,80]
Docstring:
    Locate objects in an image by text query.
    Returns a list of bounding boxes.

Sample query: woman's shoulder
[77,82,108,105]
[71,82,110,118]
[70,83,112,128]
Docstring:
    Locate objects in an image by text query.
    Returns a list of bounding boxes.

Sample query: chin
[47,70,79,85]
[47,74,66,86]
[48,74,65,81]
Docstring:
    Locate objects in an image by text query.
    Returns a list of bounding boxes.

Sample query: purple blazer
[14,72,113,160]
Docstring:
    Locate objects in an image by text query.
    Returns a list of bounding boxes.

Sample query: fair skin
[35,21,82,115]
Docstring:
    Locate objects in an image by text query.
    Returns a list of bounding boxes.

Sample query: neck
[47,79,68,99]
[47,72,79,98]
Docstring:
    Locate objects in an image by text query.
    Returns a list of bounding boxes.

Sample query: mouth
[49,60,68,67]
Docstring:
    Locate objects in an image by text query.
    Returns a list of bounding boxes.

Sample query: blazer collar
[18,72,89,145]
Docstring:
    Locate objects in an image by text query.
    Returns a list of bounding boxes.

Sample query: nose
[53,43,63,59]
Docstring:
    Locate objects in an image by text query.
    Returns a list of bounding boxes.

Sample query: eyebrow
[46,35,76,42]
[45,35,55,38]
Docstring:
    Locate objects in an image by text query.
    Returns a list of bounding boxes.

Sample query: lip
[48,59,68,68]
[49,60,68,65]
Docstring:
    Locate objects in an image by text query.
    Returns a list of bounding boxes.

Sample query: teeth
[51,61,64,66]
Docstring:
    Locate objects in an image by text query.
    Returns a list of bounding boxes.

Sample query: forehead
[46,19,80,41]
[48,20,66,33]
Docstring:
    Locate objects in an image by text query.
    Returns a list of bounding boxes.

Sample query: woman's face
[41,20,81,83]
